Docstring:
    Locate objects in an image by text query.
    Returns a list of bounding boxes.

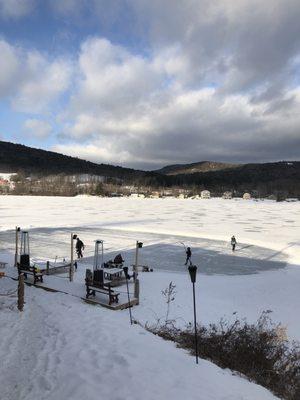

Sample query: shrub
[147,312,300,400]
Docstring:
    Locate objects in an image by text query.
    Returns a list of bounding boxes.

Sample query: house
[162,190,174,197]
[222,191,232,199]
[243,192,251,200]
[150,191,161,198]
[201,190,210,199]
[0,178,8,186]
[130,193,145,199]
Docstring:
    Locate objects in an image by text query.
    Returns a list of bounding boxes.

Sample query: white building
[201,190,211,199]
[243,192,251,200]
[130,193,145,199]
[222,191,232,199]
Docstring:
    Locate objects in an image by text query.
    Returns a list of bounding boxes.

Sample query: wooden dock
[8,275,137,311]
[83,297,138,310]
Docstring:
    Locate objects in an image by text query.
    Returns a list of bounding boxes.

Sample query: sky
[0,0,300,170]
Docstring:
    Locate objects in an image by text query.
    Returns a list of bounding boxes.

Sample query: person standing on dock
[76,237,85,258]
[231,236,237,251]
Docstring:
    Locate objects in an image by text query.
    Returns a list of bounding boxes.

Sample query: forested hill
[0,141,299,196]
[168,161,300,197]
[0,140,163,184]
[155,161,240,175]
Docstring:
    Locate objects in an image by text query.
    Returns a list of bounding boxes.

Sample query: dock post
[14,226,20,267]
[18,273,24,312]
[134,241,139,281]
[134,278,140,305]
[70,233,74,282]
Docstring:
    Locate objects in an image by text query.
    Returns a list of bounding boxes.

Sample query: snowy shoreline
[1,195,299,399]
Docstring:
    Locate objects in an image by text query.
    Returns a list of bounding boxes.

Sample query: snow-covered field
[1,195,300,400]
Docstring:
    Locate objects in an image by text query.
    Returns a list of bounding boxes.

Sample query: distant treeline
[169,162,300,197]
[0,140,299,197]
[0,140,165,186]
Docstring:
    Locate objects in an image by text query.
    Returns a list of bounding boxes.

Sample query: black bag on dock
[20,254,30,268]
[93,269,104,284]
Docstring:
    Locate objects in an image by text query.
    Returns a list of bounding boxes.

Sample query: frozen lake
[0,195,299,272]
[0,225,288,275]
[1,195,300,339]
[1,195,300,400]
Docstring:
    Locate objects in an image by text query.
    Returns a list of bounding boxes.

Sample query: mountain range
[0,140,299,197]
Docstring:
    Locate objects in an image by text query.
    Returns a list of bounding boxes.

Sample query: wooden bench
[18,266,43,284]
[85,279,120,305]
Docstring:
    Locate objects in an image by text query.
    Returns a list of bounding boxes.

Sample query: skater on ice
[76,237,85,258]
[185,246,192,265]
[231,236,237,251]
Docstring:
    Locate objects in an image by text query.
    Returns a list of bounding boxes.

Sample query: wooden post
[69,233,74,282]
[18,273,24,312]
[134,278,140,305]
[134,241,139,281]
[46,261,50,275]
[15,226,20,267]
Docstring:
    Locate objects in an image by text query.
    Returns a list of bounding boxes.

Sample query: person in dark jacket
[185,247,192,265]
[113,253,124,265]
[231,236,237,251]
[76,237,85,258]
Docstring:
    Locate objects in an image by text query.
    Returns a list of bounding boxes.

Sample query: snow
[1,195,299,399]
[0,172,16,180]
[0,276,278,400]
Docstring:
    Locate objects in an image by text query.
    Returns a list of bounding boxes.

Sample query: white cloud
[2,1,300,167]
[12,52,72,113]
[0,38,72,113]
[53,143,132,166]
[23,119,52,139]
[0,39,19,96]
[52,28,300,168]
[71,37,163,116]
[0,0,35,18]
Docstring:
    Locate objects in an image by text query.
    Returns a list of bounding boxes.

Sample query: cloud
[2,1,300,168]
[140,1,300,112]
[56,33,300,169]
[72,37,164,115]
[53,142,132,167]
[12,52,72,113]
[23,119,52,139]
[0,39,19,96]
[0,0,35,19]
[0,38,72,113]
